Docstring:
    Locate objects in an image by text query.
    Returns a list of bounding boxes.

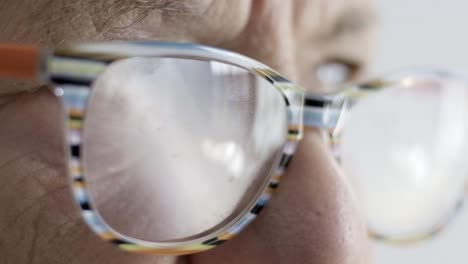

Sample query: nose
[193,129,370,263]
[191,1,371,264]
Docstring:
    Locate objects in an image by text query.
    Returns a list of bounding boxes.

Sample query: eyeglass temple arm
[303,93,344,130]
[0,44,42,81]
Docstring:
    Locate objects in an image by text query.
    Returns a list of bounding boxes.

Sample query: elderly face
[0,0,376,263]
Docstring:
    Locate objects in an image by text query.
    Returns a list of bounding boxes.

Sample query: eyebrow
[329,7,376,39]
[102,0,191,29]
[123,0,190,14]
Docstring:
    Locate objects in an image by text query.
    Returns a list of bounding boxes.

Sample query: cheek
[0,89,76,262]
[191,130,370,264]
[0,88,183,263]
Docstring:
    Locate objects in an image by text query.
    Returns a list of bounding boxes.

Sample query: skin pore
[0,0,376,263]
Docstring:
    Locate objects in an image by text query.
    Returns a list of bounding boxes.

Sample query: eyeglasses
[0,42,467,255]
[324,70,468,244]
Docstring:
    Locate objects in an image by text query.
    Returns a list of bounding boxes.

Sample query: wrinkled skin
[0,0,376,263]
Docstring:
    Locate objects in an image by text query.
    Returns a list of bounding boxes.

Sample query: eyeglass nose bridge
[302,78,386,132]
[303,93,348,132]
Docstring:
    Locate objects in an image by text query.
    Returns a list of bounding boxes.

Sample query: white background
[373,0,468,263]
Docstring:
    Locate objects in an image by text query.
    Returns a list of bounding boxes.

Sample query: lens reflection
[340,75,468,240]
[82,57,287,242]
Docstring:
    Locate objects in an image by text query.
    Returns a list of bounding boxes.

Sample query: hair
[103,0,191,29]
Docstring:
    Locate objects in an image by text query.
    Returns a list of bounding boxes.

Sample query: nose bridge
[254,8,299,83]
[224,1,300,83]
[267,33,299,83]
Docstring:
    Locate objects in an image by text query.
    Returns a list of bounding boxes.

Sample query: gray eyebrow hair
[103,0,191,29]
[117,0,190,14]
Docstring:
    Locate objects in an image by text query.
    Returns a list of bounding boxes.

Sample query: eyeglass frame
[0,41,309,255]
[0,41,459,254]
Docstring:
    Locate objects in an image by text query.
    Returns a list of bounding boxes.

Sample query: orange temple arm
[0,44,41,80]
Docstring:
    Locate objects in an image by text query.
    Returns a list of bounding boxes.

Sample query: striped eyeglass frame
[0,41,312,255]
[1,42,457,254]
